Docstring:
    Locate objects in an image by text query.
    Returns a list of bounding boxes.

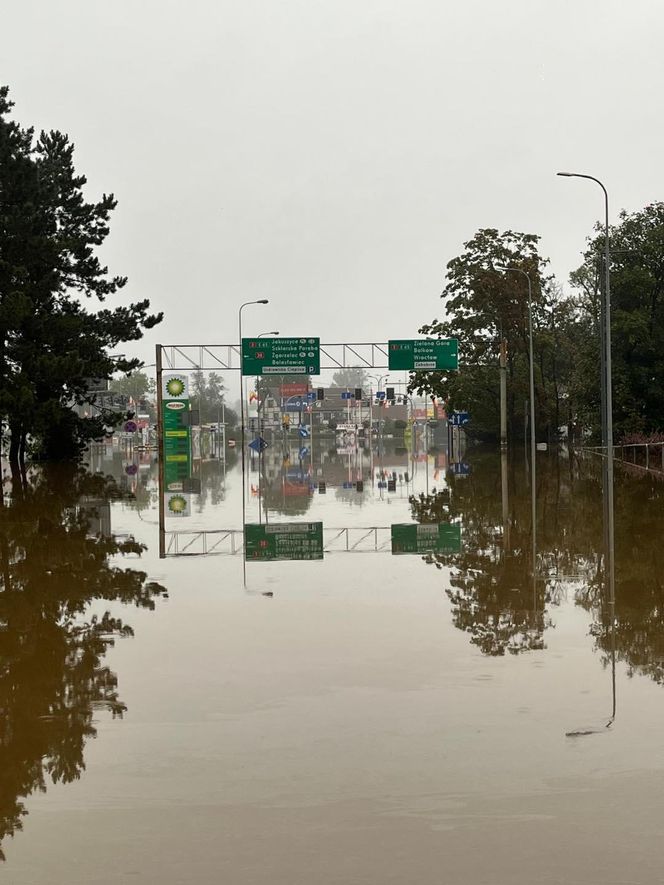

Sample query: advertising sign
[161,373,191,489]
[163,491,192,518]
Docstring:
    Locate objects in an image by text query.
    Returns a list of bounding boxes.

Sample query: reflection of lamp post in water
[558,172,617,735]
[238,299,269,589]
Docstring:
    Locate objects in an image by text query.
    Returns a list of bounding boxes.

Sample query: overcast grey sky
[3,0,663,363]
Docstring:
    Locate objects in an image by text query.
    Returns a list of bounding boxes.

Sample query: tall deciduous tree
[331,367,368,389]
[569,202,664,438]
[0,86,162,461]
[410,228,572,441]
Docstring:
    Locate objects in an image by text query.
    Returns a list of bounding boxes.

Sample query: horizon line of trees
[410,205,664,443]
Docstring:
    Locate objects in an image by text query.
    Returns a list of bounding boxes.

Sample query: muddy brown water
[2,448,664,883]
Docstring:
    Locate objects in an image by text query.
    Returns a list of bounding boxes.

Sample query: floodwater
[3,439,664,884]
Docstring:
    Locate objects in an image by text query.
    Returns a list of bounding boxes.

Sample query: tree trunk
[8,422,21,464]
[19,430,27,466]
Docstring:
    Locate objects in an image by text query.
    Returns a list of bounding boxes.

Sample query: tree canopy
[410,228,571,441]
[331,367,369,389]
[569,202,664,438]
[0,85,162,460]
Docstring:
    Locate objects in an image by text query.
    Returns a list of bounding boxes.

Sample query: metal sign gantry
[157,342,390,372]
[163,526,395,556]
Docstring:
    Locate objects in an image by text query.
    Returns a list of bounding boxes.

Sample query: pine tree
[0,85,162,461]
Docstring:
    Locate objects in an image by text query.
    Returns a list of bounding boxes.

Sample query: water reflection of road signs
[248,436,269,453]
[299,445,310,459]
[451,462,471,476]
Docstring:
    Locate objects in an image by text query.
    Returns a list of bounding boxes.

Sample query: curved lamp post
[238,299,269,588]
[557,171,615,615]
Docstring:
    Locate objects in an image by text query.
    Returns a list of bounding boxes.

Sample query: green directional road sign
[245,522,324,561]
[391,522,462,555]
[242,337,320,376]
[388,338,458,371]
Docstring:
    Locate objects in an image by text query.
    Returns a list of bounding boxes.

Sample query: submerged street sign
[388,339,458,371]
[248,436,269,453]
[242,337,320,376]
[245,522,324,561]
[391,523,462,555]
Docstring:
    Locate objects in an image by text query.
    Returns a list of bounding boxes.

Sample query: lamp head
[556,172,575,177]
[258,299,269,304]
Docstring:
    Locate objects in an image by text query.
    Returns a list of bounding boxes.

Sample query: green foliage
[0,85,162,460]
[109,370,153,404]
[570,202,664,438]
[410,228,582,441]
[0,465,167,858]
[331,366,368,389]
[190,371,237,428]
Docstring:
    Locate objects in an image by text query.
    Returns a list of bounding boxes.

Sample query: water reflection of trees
[411,452,664,676]
[409,476,549,656]
[0,466,166,861]
[580,468,664,685]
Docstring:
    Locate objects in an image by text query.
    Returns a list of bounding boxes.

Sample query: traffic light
[317,388,324,400]
[356,480,364,492]
[387,479,396,492]
[318,481,326,494]
[125,410,135,421]
[354,388,362,400]
[386,387,395,401]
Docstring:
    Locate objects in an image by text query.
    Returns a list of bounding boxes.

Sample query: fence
[584,441,664,474]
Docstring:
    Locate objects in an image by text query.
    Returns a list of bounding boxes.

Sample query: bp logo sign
[165,493,190,517]
[162,374,188,400]
[166,376,185,397]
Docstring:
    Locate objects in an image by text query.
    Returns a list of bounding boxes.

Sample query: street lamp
[255,332,279,452]
[557,172,614,607]
[238,299,269,588]
[238,299,269,440]
[495,264,537,569]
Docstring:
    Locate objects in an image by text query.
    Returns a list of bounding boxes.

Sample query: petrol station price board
[391,523,462,555]
[245,522,324,561]
[242,337,320,376]
[161,374,191,490]
[388,338,458,371]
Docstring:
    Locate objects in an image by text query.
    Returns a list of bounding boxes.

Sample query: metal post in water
[156,343,165,559]
[500,338,508,449]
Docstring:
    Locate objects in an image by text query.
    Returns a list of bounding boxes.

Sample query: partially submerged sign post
[391,523,462,555]
[388,339,458,371]
[161,373,191,496]
[245,522,324,561]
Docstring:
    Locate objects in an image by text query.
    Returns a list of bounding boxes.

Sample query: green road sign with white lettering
[388,338,458,371]
[391,522,462,555]
[242,337,320,376]
[245,522,324,561]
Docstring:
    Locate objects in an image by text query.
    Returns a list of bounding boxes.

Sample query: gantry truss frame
[157,343,390,372]
[163,526,397,556]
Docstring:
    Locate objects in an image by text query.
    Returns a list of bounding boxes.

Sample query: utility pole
[500,338,508,449]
